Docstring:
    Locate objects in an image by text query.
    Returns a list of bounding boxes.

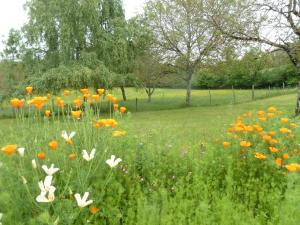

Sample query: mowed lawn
[0,88,296,119]
[0,93,297,144]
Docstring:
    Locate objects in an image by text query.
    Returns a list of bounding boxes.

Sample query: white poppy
[74,192,93,208]
[106,155,122,168]
[82,149,96,161]
[36,176,56,203]
[32,159,37,169]
[0,212,2,225]
[17,147,25,157]
[61,131,76,144]
[42,164,60,176]
[38,176,54,192]
[36,186,56,203]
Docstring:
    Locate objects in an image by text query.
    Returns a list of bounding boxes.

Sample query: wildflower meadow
[0,87,300,225]
[2,0,300,224]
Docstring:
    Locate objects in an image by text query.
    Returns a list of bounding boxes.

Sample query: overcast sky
[0,0,145,51]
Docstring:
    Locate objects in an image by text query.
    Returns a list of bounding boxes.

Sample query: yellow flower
[56,97,64,109]
[269,131,276,137]
[92,95,100,102]
[275,158,282,166]
[269,139,278,145]
[45,110,51,117]
[71,111,82,119]
[49,140,58,151]
[69,153,76,161]
[285,163,300,172]
[281,118,289,123]
[113,104,119,111]
[259,117,267,122]
[268,107,276,113]
[269,147,279,153]
[112,130,127,137]
[1,145,17,156]
[64,90,70,96]
[240,141,251,147]
[10,98,24,108]
[267,113,274,118]
[25,86,33,94]
[277,111,283,116]
[97,89,105,95]
[74,98,82,108]
[280,128,291,134]
[244,126,253,132]
[107,94,113,101]
[223,142,231,148]
[120,107,127,114]
[80,88,89,95]
[253,125,263,132]
[112,97,118,104]
[255,152,267,160]
[263,135,272,141]
[283,153,289,160]
[257,111,265,117]
[290,123,297,129]
[28,96,48,110]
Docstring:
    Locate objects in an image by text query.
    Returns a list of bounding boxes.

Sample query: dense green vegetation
[0,93,300,224]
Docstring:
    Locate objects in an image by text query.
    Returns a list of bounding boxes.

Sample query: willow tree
[145,0,222,105]
[211,0,300,114]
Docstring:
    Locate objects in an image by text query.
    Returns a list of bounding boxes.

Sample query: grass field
[0,88,296,118]
[0,91,299,224]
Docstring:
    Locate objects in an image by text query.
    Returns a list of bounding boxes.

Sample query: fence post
[232,85,236,104]
[252,84,255,100]
[135,98,138,112]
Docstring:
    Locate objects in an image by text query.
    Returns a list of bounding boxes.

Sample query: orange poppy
[240,141,251,147]
[113,104,119,111]
[255,152,267,160]
[37,152,46,160]
[90,207,100,214]
[97,89,105,95]
[283,153,289,160]
[275,158,282,166]
[26,86,33,94]
[223,142,231,148]
[64,90,71,96]
[80,88,89,95]
[45,110,51,117]
[10,98,24,108]
[1,145,17,156]
[120,107,126,114]
[281,118,289,123]
[49,140,58,150]
[69,153,76,160]
[71,111,82,119]
[74,98,82,108]
[92,95,100,102]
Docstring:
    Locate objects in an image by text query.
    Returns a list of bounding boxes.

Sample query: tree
[211,0,300,113]
[1,29,22,61]
[145,0,222,105]
[134,53,170,102]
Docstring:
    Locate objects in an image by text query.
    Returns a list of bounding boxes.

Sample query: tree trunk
[185,68,194,106]
[295,64,300,114]
[120,86,127,101]
[148,94,152,102]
